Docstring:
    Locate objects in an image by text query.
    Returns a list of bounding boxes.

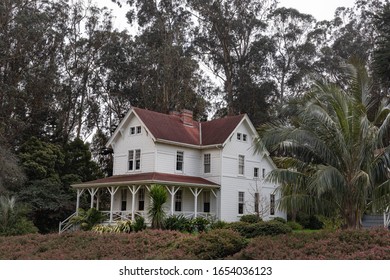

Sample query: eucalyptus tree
[124,0,210,118]
[188,0,277,120]
[373,2,390,93]
[267,7,317,105]
[256,59,390,229]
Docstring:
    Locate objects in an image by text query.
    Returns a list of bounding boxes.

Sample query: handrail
[59,212,77,234]
[385,206,390,228]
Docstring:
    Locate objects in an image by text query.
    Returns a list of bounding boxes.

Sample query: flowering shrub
[226,221,292,238]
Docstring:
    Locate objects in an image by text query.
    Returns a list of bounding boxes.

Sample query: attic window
[237,133,241,140]
[130,126,142,135]
[243,134,247,142]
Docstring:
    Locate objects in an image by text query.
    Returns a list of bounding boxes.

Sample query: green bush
[164,215,192,232]
[209,220,228,230]
[296,213,324,230]
[192,217,209,232]
[272,217,287,223]
[183,229,248,259]
[287,221,303,230]
[239,214,262,223]
[133,216,146,232]
[70,208,105,231]
[227,221,292,238]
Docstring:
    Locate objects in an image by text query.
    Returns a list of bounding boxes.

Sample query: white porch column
[87,188,99,209]
[211,189,219,219]
[166,186,180,215]
[76,189,85,215]
[128,185,141,220]
[108,186,119,223]
[190,188,202,218]
[96,190,100,210]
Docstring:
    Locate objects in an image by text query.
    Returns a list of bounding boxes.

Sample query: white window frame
[238,191,245,214]
[176,151,184,172]
[204,153,211,173]
[128,149,141,171]
[254,167,259,178]
[238,155,245,175]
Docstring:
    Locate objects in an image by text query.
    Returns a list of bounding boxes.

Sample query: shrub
[209,220,228,230]
[133,216,146,232]
[272,217,287,224]
[227,221,292,238]
[192,217,209,232]
[70,208,105,231]
[296,213,324,230]
[287,221,303,230]
[164,215,192,232]
[239,214,262,223]
[182,229,248,259]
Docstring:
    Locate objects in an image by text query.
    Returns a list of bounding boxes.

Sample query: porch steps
[361,214,384,229]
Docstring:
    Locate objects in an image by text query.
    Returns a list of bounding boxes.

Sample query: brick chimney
[180,109,193,126]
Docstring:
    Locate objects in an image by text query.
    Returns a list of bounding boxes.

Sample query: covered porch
[59,172,220,233]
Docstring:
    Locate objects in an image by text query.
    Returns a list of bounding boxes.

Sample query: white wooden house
[60,107,286,232]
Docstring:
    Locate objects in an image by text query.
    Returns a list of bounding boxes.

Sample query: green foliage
[272,217,287,223]
[296,213,324,230]
[164,215,191,232]
[257,60,390,228]
[71,208,105,231]
[0,195,38,236]
[148,185,168,229]
[227,221,292,238]
[133,216,146,232]
[286,221,304,231]
[239,214,262,223]
[164,215,210,233]
[317,215,343,231]
[183,229,248,260]
[209,220,228,230]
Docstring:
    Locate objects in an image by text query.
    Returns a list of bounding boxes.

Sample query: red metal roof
[72,172,219,188]
[133,107,245,146]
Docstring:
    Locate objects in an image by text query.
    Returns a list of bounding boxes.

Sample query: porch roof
[71,172,220,189]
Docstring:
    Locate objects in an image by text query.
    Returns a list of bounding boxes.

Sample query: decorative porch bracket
[166,186,181,215]
[127,185,142,220]
[189,187,203,218]
[108,186,120,223]
[76,189,85,215]
[87,188,99,209]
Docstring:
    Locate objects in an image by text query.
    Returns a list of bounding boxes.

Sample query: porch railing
[58,212,77,234]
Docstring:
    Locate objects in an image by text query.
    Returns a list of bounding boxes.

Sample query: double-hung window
[138,188,145,211]
[128,149,141,171]
[204,153,211,173]
[238,192,245,214]
[254,167,259,178]
[238,155,245,175]
[270,194,275,215]
[175,190,182,212]
[176,151,184,171]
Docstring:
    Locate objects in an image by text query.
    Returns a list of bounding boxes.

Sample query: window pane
[136,126,141,134]
[130,127,135,135]
[254,168,259,178]
[243,134,247,142]
[270,194,275,215]
[204,154,211,173]
[175,190,182,211]
[176,151,183,171]
[238,191,244,214]
[237,133,241,140]
[128,150,134,170]
[238,155,245,175]
[135,149,141,170]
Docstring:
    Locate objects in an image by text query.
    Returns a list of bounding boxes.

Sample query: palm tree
[256,59,390,229]
[148,184,168,229]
